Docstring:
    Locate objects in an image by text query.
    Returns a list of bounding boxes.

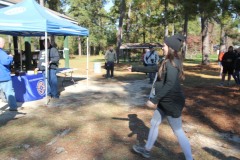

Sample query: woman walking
[128,34,193,160]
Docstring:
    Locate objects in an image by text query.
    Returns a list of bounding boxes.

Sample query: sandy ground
[0,72,239,160]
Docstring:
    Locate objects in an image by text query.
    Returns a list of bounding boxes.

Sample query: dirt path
[0,74,239,160]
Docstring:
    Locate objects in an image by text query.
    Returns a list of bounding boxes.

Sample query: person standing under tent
[35,39,60,102]
[105,45,117,79]
[144,46,159,84]
[128,34,193,160]
[0,37,18,111]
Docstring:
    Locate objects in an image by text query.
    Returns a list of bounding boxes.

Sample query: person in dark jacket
[35,39,60,100]
[233,47,240,85]
[218,50,225,77]
[0,37,18,111]
[219,46,236,86]
[128,34,193,160]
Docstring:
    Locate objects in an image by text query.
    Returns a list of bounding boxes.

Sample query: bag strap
[146,51,154,61]
[149,73,158,99]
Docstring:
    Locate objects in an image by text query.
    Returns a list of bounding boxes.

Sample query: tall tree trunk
[94,46,96,55]
[164,26,168,38]
[208,22,214,54]
[143,31,146,43]
[201,17,210,65]
[164,0,169,38]
[182,12,189,59]
[13,36,18,56]
[126,1,132,43]
[78,37,82,56]
[220,24,226,52]
[183,13,188,36]
[116,0,126,63]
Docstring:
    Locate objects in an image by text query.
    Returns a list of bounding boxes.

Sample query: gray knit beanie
[164,34,185,51]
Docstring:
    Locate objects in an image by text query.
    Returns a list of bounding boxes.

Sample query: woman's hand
[145,100,157,108]
[127,66,132,72]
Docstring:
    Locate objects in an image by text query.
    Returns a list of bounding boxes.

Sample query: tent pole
[64,36,69,68]
[44,32,48,105]
[87,36,89,87]
[20,51,22,71]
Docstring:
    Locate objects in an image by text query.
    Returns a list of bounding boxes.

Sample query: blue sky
[104,1,113,12]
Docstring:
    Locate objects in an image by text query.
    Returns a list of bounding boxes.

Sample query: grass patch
[185,53,218,64]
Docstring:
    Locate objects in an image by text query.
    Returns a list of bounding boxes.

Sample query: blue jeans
[43,69,59,98]
[233,70,240,84]
[106,61,114,78]
[0,80,18,109]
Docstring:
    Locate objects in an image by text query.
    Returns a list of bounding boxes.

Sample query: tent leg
[44,32,48,105]
[87,37,89,87]
[64,36,69,68]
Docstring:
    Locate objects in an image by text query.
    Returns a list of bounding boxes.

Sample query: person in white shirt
[105,46,117,78]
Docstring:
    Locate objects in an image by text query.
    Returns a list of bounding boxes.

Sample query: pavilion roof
[120,43,163,49]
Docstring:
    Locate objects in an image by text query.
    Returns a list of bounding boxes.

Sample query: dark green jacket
[132,58,185,118]
[37,46,60,70]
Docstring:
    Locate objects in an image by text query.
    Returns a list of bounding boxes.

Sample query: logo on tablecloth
[37,80,45,96]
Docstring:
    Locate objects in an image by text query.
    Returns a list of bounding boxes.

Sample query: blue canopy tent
[0,0,89,36]
[0,0,90,103]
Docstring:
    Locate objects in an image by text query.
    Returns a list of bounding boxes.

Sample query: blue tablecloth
[12,73,46,102]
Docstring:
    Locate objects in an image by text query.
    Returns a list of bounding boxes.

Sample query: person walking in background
[219,46,236,86]
[128,34,193,160]
[36,39,60,102]
[233,47,240,85]
[218,49,225,77]
[0,37,18,111]
[105,45,117,79]
[142,48,149,77]
[144,46,159,84]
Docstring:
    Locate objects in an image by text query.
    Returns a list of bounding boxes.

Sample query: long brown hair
[158,47,185,80]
